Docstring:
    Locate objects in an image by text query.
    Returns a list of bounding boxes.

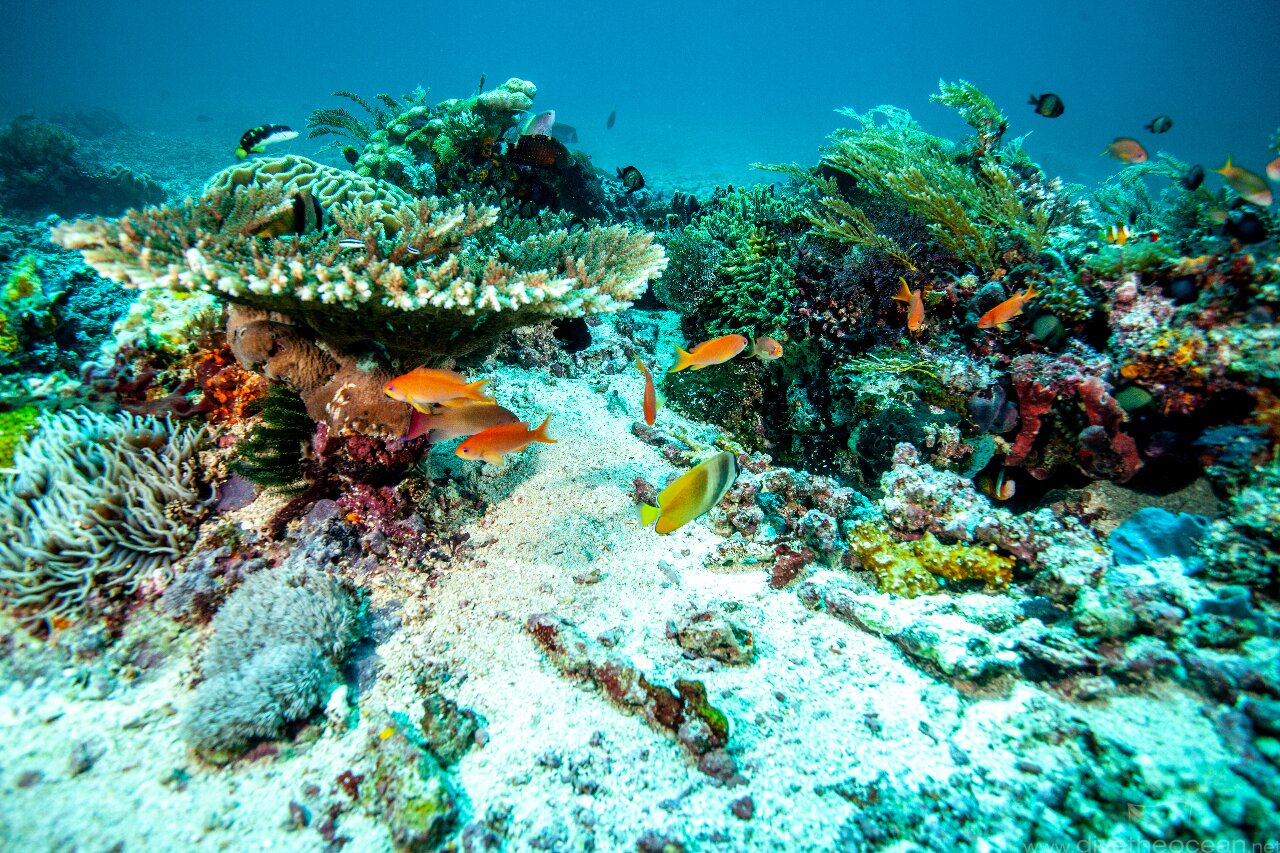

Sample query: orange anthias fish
[751,336,784,361]
[1103,137,1148,164]
[384,367,494,413]
[668,334,749,372]
[1216,156,1274,207]
[406,401,519,442]
[456,416,556,466]
[893,277,925,332]
[1267,157,1280,182]
[635,356,657,426]
[978,284,1040,330]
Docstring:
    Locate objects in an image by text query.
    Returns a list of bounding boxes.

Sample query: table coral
[52,169,667,436]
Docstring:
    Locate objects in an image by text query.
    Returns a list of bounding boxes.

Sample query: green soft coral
[713,228,797,337]
[930,79,1007,154]
[657,185,804,336]
[0,255,55,359]
[775,85,1059,277]
[4,255,42,301]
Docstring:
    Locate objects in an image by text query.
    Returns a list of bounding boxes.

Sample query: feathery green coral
[805,177,915,269]
[229,386,314,492]
[931,79,1007,154]
[798,89,1054,276]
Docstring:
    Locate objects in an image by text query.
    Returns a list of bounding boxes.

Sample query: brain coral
[0,409,207,622]
[204,155,411,235]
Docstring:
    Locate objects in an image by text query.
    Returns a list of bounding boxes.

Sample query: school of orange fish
[381,334,784,533]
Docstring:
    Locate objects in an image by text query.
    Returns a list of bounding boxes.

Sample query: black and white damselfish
[236,124,298,159]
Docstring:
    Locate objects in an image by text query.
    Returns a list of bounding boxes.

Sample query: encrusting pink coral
[1007,347,1141,482]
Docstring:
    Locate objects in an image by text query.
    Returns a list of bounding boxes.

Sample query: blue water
[2,0,1276,188]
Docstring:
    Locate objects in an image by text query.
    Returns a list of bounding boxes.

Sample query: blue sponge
[1109,507,1210,570]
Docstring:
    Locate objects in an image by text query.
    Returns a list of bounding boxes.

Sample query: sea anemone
[0,409,207,623]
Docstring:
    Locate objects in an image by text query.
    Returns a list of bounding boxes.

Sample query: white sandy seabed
[0,314,1267,852]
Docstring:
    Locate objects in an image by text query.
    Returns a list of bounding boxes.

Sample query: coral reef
[358,716,460,849]
[309,79,536,196]
[1109,506,1209,568]
[0,115,165,214]
[3,72,1280,853]
[53,163,667,435]
[179,552,362,758]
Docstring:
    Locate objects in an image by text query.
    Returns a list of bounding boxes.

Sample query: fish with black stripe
[246,191,324,238]
[235,124,298,159]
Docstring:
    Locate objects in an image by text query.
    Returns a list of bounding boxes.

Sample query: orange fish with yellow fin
[1215,156,1273,207]
[668,334,748,373]
[893,278,925,333]
[456,416,555,466]
[977,285,1039,330]
[751,336,783,361]
[384,367,494,412]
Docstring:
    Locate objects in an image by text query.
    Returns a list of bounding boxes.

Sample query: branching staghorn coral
[53,160,667,436]
[0,409,206,622]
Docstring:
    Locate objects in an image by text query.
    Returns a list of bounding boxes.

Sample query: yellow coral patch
[4,255,42,302]
[0,405,40,470]
[847,523,1014,598]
